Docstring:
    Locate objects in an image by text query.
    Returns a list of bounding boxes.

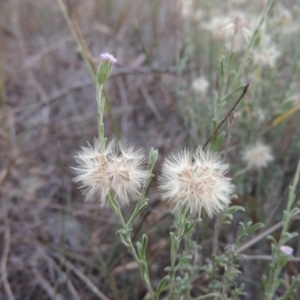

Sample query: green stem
[211,217,220,283]
[56,0,121,140]
[96,84,107,147]
[107,193,157,300]
[107,193,126,227]
[263,158,300,299]
[168,205,190,300]
[226,0,274,97]
[126,148,158,227]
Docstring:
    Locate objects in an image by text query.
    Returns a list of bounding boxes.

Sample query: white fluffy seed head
[243,142,274,169]
[73,139,148,205]
[192,76,209,95]
[158,149,234,218]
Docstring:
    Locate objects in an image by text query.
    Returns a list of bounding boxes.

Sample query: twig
[236,210,300,254]
[12,0,50,139]
[239,255,300,261]
[38,248,81,300]
[12,79,93,114]
[202,83,249,150]
[1,219,15,300]
[56,0,121,139]
[50,250,110,300]
[56,0,96,82]
[140,86,162,121]
[32,268,64,300]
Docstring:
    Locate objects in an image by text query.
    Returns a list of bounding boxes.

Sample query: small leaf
[136,241,142,257]
[156,276,169,297]
[211,131,226,152]
[270,104,300,129]
[140,234,148,259]
[116,230,128,246]
[170,232,179,249]
[137,201,149,215]
[164,266,171,272]
[221,205,245,224]
[170,232,179,261]
[266,235,277,244]
[108,196,120,215]
[184,219,198,236]
[149,148,159,164]
[246,223,264,235]
[177,255,193,268]
[277,255,290,268]
[280,232,299,245]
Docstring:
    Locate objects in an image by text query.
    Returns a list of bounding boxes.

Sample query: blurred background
[1,0,300,299]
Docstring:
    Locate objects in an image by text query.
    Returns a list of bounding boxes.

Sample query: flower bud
[97,53,117,85]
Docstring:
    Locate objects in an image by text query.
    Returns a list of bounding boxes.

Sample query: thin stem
[126,149,158,227]
[96,84,106,146]
[285,157,300,215]
[202,84,249,150]
[227,0,274,94]
[211,217,220,283]
[236,209,300,254]
[220,249,234,296]
[168,205,190,300]
[126,238,156,300]
[56,0,96,83]
[263,158,300,299]
[233,166,250,177]
[56,0,120,139]
[107,193,126,227]
[1,219,15,300]
[193,293,221,300]
[107,194,156,300]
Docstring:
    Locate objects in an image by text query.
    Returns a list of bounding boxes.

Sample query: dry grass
[0,1,184,299]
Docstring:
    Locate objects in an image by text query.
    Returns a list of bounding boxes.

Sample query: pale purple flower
[100,52,117,64]
[280,245,294,255]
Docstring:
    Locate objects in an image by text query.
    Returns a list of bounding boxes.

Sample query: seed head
[251,35,280,68]
[201,13,254,52]
[73,139,148,205]
[158,149,234,218]
[178,0,194,18]
[192,76,209,95]
[243,142,274,169]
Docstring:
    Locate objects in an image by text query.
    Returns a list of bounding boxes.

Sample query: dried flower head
[243,142,274,169]
[158,149,234,218]
[201,15,232,39]
[192,76,209,95]
[222,15,252,42]
[201,13,254,52]
[252,44,281,68]
[280,245,294,255]
[73,139,148,205]
[251,35,281,68]
[178,0,194,18]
